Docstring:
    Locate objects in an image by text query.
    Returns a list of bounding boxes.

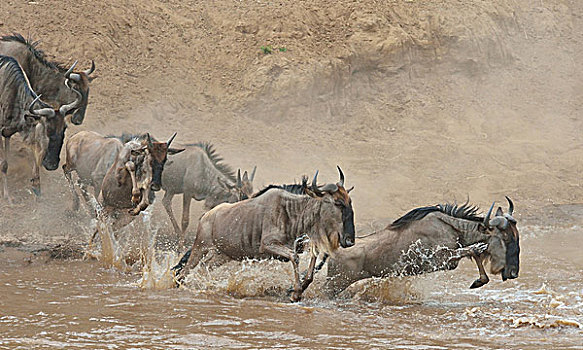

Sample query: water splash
[136,209,180,290]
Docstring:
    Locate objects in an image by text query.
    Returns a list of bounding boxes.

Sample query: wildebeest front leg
[440,243,489,268]
[0,136,11,203]
[300,252,318,292]
[30,140,44,197]
[124,161,140,205]
[162,191,181,235]
[180,193,193,249]
[263,243,303,302]
[293,253,329,293]
[470,254,490,289]
[130,184,151,216]
[62,163,81,211]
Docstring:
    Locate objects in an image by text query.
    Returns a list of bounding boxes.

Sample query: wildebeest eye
[334,199,344,206]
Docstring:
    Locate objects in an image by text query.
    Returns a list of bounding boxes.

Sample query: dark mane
[1,33,66,72]
[105,133,159,143]
[0,55,38,101]
[252,176,309,198]
[389,202,483,230]
[186,142,236,183]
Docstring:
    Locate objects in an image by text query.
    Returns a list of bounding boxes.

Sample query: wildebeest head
[143,132,184,192]
[482,197,520,281]
[313,194,347,253]
[64,60,96,125]
[309,166,355,248]
[26,87,82,170]
[211,167,257,208]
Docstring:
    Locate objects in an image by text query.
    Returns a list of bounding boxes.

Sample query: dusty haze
[2,1,582,241]
[1,1,582,348]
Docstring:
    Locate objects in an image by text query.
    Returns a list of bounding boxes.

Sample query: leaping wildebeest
[323,198,520,297]
[64,131,184,249]
[0,55,82,200]
[63,131,184,216]
[160,142,256,249]
[0,33,95,125]
[173,167,356,302]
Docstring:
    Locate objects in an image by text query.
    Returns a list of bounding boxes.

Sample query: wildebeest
[173,187,356,302]
[160,142,256,249]
[174,167,352,266]
[173,167,356,301]
[66,132,183,249]
[1,55,81,200]
[63,131,184,213]
[0,33,95,125]
[323,198,520,297]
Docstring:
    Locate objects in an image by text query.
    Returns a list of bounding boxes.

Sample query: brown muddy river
[1,219,582,349]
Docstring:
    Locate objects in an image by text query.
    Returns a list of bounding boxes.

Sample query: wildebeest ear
[242,171,249,182]
[347,186,354,193]
[168,147,185,155]
[495,207,504,217]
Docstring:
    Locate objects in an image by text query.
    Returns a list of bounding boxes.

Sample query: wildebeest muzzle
[42,131,65,171]
[151,160,164,191]
[340,203,356,248]
[70,105,87,125]
[502,238,520,281]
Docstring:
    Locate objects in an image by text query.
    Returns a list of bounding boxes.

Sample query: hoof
[470,279,488,289]
[290,291,302,302]
[32,187,41,197]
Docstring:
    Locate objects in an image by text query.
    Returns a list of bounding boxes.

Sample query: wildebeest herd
[0,34,520,302]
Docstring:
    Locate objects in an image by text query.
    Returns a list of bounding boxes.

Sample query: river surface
[1,219,582,349]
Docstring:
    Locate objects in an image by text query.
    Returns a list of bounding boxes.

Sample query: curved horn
[489,217,509,230]
[84,60,95,76]
[147,133,154,148]
[28,94,55,117]
[311,170,322,195]
[64,60,78,79]
[166,132,177,146]
[250,166,257,182]
[483,202,495,228]
[237,169,242,187]
[59,87,82,116]
[505,196,514,216]
[337,165,345,187]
